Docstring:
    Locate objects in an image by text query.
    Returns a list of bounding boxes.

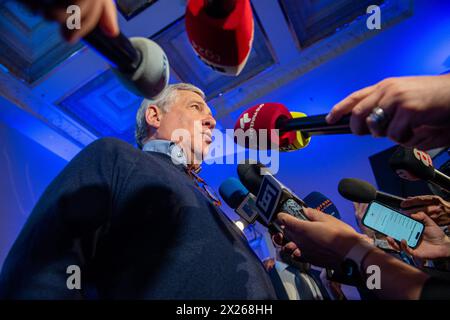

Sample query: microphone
[219,177,284,235]
[185,0,254,76]
[303,191,341,219]
[389,147,450,192]
[338,178,405,209]
[219,177,259,224]
[84,28,170,99]
[234,103,351,149]
[282,112,312,152]
[237,162,308,226]
[17,0,169,99]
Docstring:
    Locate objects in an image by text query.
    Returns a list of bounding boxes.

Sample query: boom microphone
[338,178,405,209]
[185,0,254,76]
[389,147,450,192]
[234,103,351,149]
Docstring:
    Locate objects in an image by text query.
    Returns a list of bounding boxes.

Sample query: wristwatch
[340,240,377,283]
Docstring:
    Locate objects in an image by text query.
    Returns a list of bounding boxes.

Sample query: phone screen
[362,201,424,248]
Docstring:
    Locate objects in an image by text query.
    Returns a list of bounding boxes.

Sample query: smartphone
[362,201,424,249]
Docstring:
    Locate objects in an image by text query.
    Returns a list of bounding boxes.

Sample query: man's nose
[203,116,216,130]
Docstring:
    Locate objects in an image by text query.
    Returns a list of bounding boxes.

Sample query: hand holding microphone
[234,102,351,150]
[25,0,119,43]
[21,0,169,99]
[326,75,450,150]
[386,211,450,260]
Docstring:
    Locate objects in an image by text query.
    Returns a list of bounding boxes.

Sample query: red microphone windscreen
[234,103,297,149]
[185,0,254,76]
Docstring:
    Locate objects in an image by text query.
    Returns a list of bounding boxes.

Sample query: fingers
[276,212,312,241]
[386,237,400,251]
[283,242,302,259]
[99,0,119,37]
[385,109,414,144]
[350,89,383,135]
[410,211,435,227]
[400,239,414,256]
[53,0,119,43]
[406,126,450,151]
[326,85,376,124]
[409,211,427,221]
[401,208,423,216]
[401,195,438,208]
[272,233,284,247]
[302,207,327,221]
[61,0,101,42]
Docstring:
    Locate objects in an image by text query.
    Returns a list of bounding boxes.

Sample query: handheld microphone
[282,112,312,152]
[219,177,259,224]
[219,177,283,235]
[84,28,169,99]
[303,191,341,219]
[389,147,450,192]
[234,103,351,149]
[338,178,405,209]
[237,162,308,226]
[185,0,254,76]
[18,1,169,99]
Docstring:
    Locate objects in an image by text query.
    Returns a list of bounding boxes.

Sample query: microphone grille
[338,178,377,203]
[237,161,268,196]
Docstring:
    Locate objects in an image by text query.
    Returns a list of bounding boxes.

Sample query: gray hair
[135,83,205,149]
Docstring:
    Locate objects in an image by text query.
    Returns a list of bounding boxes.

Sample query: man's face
[157,90,216,163]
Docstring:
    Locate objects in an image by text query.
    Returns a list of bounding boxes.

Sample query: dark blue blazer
[0,138,277,299]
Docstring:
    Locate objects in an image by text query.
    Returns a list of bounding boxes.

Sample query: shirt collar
[142,139,187,167]
[275,261,290,272]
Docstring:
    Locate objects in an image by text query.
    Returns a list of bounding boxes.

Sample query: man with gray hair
[135,83,214,170]
[0,83,278,300]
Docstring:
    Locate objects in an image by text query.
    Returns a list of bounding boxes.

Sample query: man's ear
[145,105,162,129]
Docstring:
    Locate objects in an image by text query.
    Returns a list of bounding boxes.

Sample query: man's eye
[191,105,201,111]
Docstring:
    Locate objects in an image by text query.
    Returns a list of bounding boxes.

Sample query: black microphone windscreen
[237,162,267,196]
[338,178,377,203]
[389,146,435,181]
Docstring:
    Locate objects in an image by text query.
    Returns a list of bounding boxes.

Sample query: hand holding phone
[386,211,450,260]
[362,201,424,249]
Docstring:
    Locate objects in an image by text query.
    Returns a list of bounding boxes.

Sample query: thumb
[303,207,327,221]
[386,237,400,251]
[276,212,310,234]
[99,0,120,37]
[400,239,414,256]
[410,211,435,227]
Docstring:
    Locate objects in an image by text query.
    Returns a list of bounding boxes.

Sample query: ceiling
[0,0,418,154]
